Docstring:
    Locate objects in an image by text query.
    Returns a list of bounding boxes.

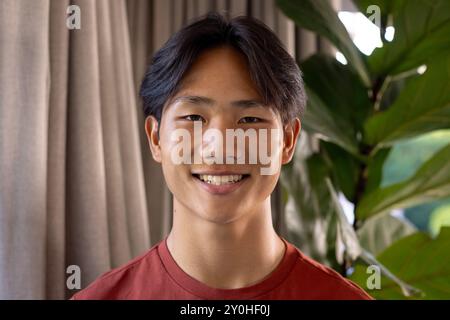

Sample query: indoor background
[1,0,449,300]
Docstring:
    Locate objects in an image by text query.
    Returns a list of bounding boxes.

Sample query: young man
[71,13,372,300]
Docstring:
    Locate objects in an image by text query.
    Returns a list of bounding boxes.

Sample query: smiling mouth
[191,174,250,185]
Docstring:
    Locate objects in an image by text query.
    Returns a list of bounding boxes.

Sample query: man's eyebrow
[170,95,266,108]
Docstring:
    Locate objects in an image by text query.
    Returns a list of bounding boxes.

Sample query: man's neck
[166,198,286,289]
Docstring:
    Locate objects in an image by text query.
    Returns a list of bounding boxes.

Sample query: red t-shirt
[71,237,372,300]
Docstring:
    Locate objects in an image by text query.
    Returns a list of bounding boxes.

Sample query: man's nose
[199,115,243,163]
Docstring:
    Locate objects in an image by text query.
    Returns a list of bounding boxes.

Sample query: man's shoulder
[288,245,373,300]
[70,241,162,300]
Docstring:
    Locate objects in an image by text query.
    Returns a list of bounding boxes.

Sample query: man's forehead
[189,46,249,70]
[178,47,257,87]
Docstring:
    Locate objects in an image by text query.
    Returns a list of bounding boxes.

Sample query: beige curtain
[0,0,334,299]
[0,0,151,299]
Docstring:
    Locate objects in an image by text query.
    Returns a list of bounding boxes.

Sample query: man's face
[146,46,300,224]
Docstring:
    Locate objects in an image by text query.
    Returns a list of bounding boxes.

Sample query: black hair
[140,12,306,125]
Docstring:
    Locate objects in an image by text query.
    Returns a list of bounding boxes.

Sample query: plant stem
[342,74,385,276]
[352,144,373,230]
[353,74,385,228]
[371,77,384,106]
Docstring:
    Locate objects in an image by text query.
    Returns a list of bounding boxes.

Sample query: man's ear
[145,115,162,163]
[281,117,301,165]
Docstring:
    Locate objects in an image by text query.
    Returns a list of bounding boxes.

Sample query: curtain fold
[0,0,51,300]
[47,0,70,300]
[127,0,172,246]
[64,0,151,297]
[1,0,151,299]
[0,0,333,299]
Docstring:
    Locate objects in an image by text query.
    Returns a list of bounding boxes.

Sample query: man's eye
[183,114,204,122]
[239,116,262,123]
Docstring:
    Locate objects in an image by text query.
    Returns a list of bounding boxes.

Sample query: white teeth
[197,174,244,185]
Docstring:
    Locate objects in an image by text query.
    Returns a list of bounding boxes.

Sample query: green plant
[277,0,450,299]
